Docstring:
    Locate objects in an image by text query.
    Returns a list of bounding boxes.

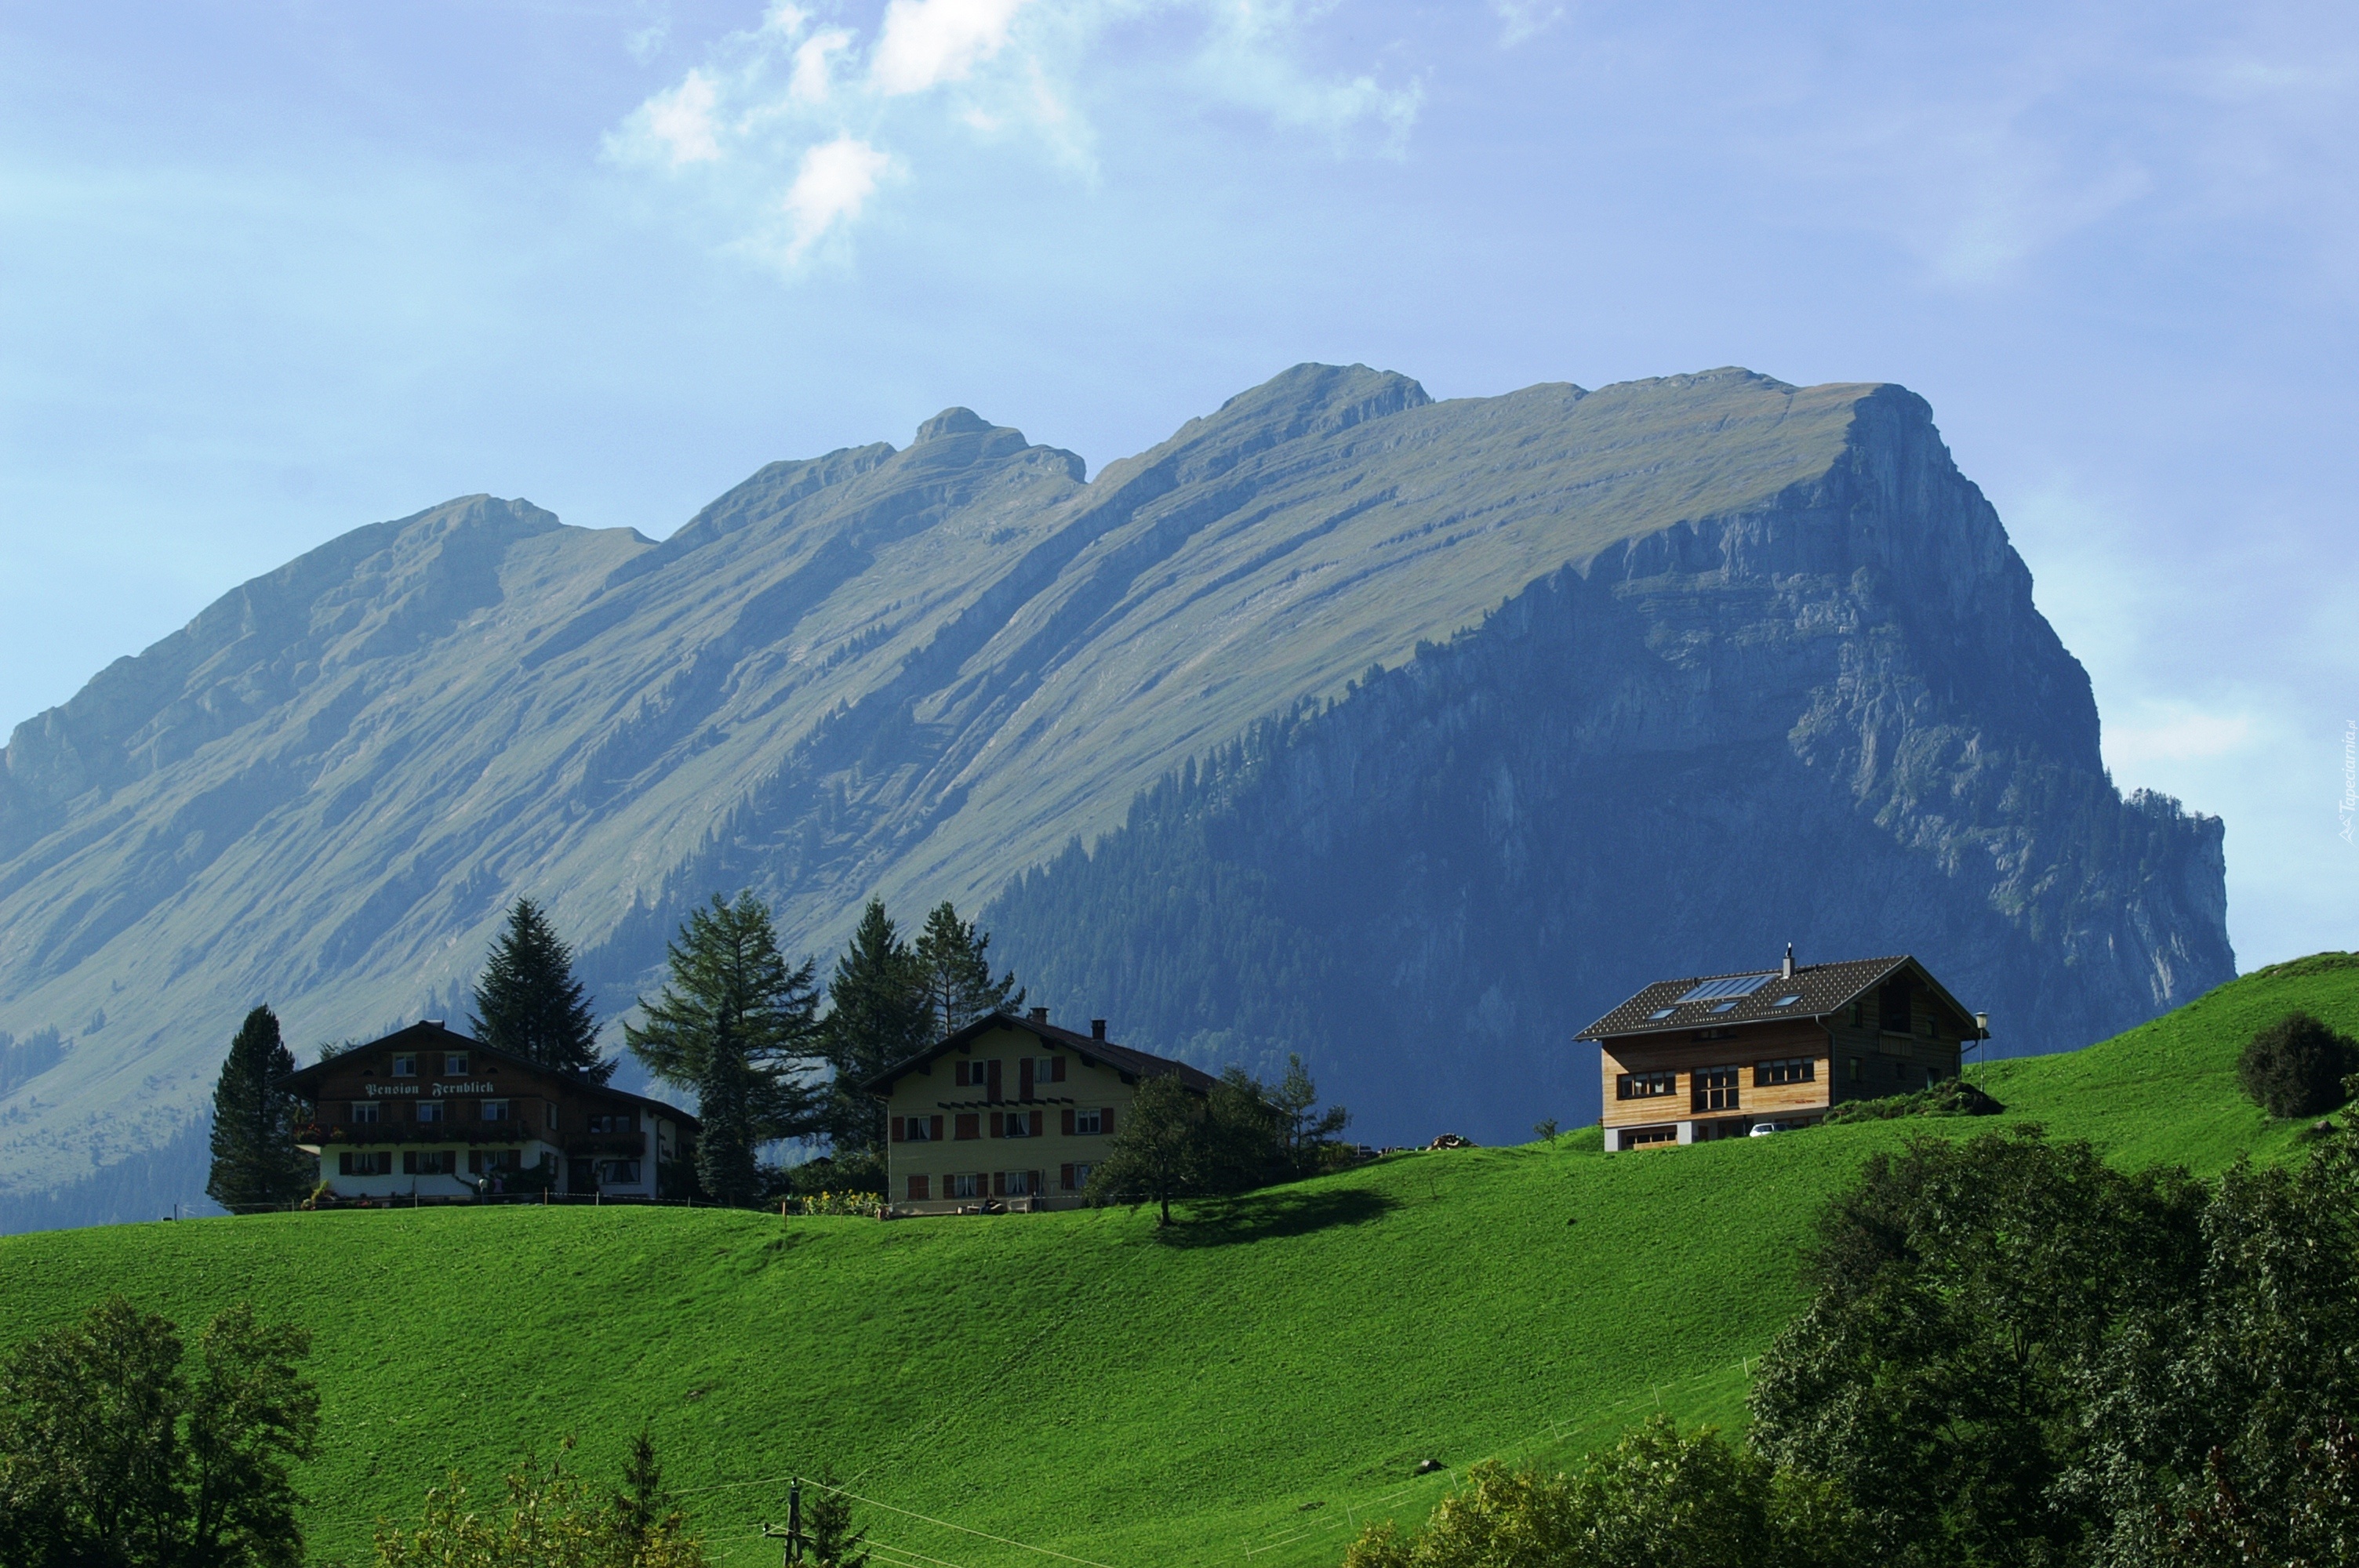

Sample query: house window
[404,1150,456,1175]
[994,1111,1041,1138]
[480,1099,510,1122]
[1063,1163,1092,1190]
[443,1051,469,1076]
[1848,1058,1865,1082]
[948,1174,983,1200]
[1646,1007,1677,1020]
[391,1054,417,1077]
[909,1116,935,1141]
[1692,1067,1739,1112]
[1616,1071,1677,1100]
[1621,1127,1677,1150]
[1073,1107,1104,1134]
[1000,1170,1035,1197]
[594,1159,642,1185]
[350,1102,380,1123]
[1033,1057,1064,1083]
[340,1151,393,1176]
[469,1150,522,1175]
[1755,1058,1815,1086]
[586,1113,634,1134]
[907,1174,931,1201]
[416,1101,443,1123]
[954,1113,980,1140]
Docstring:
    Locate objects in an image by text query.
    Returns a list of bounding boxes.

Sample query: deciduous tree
[205,1007,313,1212]
[472,898,611,1083]
[1084,1071,1201,1225]
[2236,1010,2355,1119]
[0,1295,318,1568]
[627,893,823,1207]
[373,1436,708,1568]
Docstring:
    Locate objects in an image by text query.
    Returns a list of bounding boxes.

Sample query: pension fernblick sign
[363,1081,498,1096]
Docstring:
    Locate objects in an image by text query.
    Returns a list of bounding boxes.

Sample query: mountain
[0,365,2232,1229]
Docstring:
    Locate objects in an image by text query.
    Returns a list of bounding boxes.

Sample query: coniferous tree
[626,893,824,1207]
[805,1471,869,1568]
[819,900,931,1164]
[1269,1054,1350,1176]
[472,898,612,1083]
[205,1007,313,1211]
[910,902,1022,1041]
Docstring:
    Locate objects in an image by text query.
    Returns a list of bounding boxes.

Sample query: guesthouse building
[281,1020,697,1202]
[1579,950,1982,1151]
[863,1009,1216,1213]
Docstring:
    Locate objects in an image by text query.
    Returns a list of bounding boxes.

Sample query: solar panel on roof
[1674,973,1774,1004]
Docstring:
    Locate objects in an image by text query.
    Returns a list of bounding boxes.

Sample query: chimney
[1781,944,1794,980]
[1091,1018,1107,1040]
[1029,1006,1049,1024]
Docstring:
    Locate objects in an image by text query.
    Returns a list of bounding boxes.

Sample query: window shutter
[930,1115,944,1140]
[1052,1058,1066,1083]
[892,1116,906,1142]
[1060,1163,1074,1189]
[1101,1106,1115,1135]
[1062,1109,1075,1136]
[990,1112,1004,1138]
[993,1171,1006,1197]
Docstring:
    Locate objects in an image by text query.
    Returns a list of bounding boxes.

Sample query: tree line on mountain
[1351,1093,2359,1568]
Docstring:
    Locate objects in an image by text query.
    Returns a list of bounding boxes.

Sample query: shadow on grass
[1153,1186,1400,1248]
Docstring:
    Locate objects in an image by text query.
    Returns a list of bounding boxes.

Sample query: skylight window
[1646,1007,1677,1020]
[1710,1001,1739,1014]
[1675,974,1774,1004]
[1773,994,1803,1007]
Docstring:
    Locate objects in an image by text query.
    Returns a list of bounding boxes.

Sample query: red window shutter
[1062,1109,1075,1136]
[990,1112,1003,1138]
[1060,1163,1074,1189]
[987,1059,1002,1101]
[909,1174,929,1201]
[1052,1058,1067,1083]
[956,1113,978,1140]
[1101,1106,1115,1135]
[892,1116,906,1142]
[1020,1058,1034,1100]
[993,1171,1006,1197]
[930,1115,944,1140]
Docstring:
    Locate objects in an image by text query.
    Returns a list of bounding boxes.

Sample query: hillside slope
[0,365,2230,1225]
[0,956,2343,1568]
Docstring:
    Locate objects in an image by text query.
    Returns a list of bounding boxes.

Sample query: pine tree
[910,902,1022,1042]
[205,1007,314,1210]
[625,893,824,1207]
[805,1471,870,1568]
[820,900,931,1163]
[471,898,612,1083]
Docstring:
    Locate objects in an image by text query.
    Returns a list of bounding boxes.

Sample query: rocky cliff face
[0,366,2230,1225]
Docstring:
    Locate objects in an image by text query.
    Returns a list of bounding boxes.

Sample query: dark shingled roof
[1578,955,1974,1042]
[860,1011,1219,1097]
[278,1019,700,1130]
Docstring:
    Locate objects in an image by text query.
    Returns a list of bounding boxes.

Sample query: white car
[1748,1120,1808,1136]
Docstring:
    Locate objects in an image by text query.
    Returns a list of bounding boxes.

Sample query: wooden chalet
[1579,949,1983,1151]
[281,1020,697,1202]
[863,1007,1216,1214]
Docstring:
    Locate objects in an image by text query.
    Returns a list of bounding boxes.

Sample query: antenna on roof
[1781,944,1794,980]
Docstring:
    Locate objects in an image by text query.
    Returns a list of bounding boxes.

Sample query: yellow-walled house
[1579,950,1984,1151]
[863,1008,1216,1212]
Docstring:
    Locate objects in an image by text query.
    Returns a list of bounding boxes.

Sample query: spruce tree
[625,893,824,1206]
[471,898,612,1082]
[910,902,1023,1042]
[205,1007,313,1210]
[820,900,932,1163]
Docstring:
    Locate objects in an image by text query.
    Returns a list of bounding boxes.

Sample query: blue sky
[2,0,2353,968]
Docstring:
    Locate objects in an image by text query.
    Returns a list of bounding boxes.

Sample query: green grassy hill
[5,954,2354,1568]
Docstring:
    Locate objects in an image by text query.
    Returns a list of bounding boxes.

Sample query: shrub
[2237,1012,2357,1119]
[1822,1077,2003,1124]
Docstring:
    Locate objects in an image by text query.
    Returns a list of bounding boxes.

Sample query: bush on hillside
[1821,1077,2004,1124]
[2237,1011,2357,1119]
[373,1433,709,1568]
[1340,1416,1862,1568]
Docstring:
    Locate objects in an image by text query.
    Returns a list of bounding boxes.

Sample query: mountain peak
[914,407,998,444]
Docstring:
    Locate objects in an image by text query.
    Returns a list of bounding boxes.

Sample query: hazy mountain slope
[0,365,2231,1225]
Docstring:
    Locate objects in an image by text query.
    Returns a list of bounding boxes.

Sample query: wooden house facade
[281,1020,697,1202]
[863,1009,1216,1213]
[1579,952,1982,1151]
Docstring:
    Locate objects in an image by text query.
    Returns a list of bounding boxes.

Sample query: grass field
[4,953,2354,1568]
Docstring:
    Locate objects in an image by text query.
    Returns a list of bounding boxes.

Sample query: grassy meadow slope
[3,955,2351,1568]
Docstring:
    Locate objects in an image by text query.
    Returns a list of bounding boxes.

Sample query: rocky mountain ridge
[0,365,2231,1227]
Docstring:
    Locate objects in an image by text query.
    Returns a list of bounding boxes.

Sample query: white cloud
[781,136,895,260]
[872,0,1034,96]
[628,69,725,167]
[2106,704,2261,768]
[1492,2,1562,47]
[606,0,1419,269]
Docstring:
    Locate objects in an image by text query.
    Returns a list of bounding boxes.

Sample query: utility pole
[761,1478,807,1568]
